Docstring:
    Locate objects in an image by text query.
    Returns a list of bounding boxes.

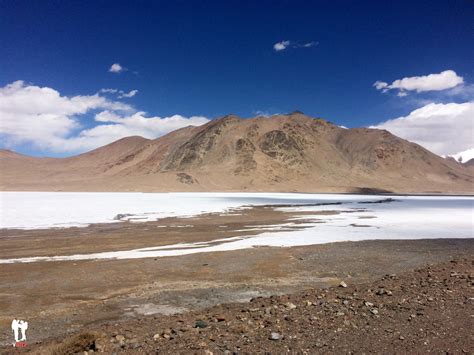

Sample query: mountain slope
[1,113,472,193]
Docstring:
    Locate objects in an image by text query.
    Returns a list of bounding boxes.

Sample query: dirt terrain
[1,113,472,194]
[5,253,474,354]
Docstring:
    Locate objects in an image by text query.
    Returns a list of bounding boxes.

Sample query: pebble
[370,308,379,315]
[214,314,226,322]
[339,281,348,288]
[269,332,281,340]
[195,320,208,328]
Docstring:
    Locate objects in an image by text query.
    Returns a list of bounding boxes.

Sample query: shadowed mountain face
[1,113,473,193]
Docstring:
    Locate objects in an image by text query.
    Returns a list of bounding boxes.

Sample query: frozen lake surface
[0,192,473,263]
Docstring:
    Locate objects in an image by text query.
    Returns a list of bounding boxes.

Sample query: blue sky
[1,1,473,158]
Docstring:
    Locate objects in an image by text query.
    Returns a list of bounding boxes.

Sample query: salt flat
[1,191,377,229]
[0,192,472,263]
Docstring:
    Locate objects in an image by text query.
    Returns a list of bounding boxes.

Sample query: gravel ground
[12,257,473,354]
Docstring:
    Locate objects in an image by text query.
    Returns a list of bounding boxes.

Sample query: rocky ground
[7,257,473,354]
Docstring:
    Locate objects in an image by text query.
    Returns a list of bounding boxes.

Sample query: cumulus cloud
[59,112,209,152]
[0,81,209,154]
[109,63,124,73]
[372,102,474,156]
[273,40,290,51]
[374,70,464,96]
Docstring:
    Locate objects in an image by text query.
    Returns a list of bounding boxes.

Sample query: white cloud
[109,63,124,73]
[99,88,138,99]
[99,88,118,94]
[448,148,474,163]
[273,40,290,51]
[252,109,280,117]
[444,84,474,100]
[374,70,464,95]
[0,81,209,154]
[373,81,388,90]
[299,41,318,48]
[273,40,318,51]
[60,112,209,152]
[118,89,138,98]
[372,102,474,156]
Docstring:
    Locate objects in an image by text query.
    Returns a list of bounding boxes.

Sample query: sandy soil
[0,206,473,352]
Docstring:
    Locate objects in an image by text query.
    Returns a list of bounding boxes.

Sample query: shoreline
[2,189,474,197]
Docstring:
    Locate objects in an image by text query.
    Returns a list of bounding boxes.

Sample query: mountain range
[1,112,472,194]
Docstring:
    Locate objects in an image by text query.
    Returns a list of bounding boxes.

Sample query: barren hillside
[1,113,472,193]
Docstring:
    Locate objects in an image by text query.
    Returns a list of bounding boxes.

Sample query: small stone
[115,335,125,344]
[339,281,348,288]
[215,314,226,322]
[399,335,405,340]
[305,300,313,306]
[94,338,108,352]
[195,320,208,328]
[428,297,434,302]
[153,334,161,341]
[269,332,281,341]
[364,301,374,307]
[370,308,379,315]
[286,302,297,310]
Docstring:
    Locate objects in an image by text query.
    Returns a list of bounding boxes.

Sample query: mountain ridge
[1,113,472,194]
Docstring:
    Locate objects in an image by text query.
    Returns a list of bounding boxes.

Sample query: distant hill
[1,113,473,194]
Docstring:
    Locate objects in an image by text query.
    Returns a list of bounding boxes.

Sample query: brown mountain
[1,113,473,193]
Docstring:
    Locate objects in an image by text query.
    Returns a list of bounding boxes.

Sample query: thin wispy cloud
[374,70,464,96]
[299,41,318,48]
[252,110,279,117]
[118,89,138,98]
[273,40,318,52]
[99,88,138,99]
[99,88,118,94]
